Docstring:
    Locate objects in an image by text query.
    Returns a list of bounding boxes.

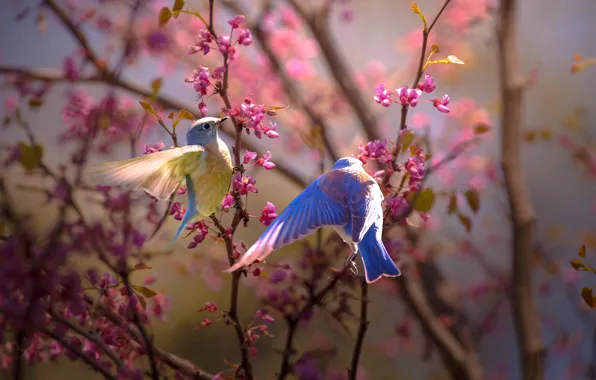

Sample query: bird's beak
[217,116,230,125]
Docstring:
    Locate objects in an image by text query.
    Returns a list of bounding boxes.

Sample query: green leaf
[133,285,158,298]
[570,259,586,271]
[178,109,195,121]
[581,287,595,308]
[578,244,586,258]
[447,192,458,215]
[17,142,44,171]
[411,188,435,213]
[158,7,172,27]
[179,8,208,27]
[139,101,157,116]
[474,123,491,135]
[457,212,472,232]
[172,0,185,18]
[151,78,163,95]
[464,189,480,214]
[400,131,416,153]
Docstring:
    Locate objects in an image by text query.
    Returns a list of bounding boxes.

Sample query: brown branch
[83,295,214,380]
[397,259,483,380]
[348,278,369,380]
[497,0,546,378]
[40,327,117,379]
[221,0,340,162]
[0,66,308,189]
[287,0,381,143]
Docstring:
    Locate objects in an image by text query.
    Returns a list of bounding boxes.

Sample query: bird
[226,156,401,283]
[90,116,233,244]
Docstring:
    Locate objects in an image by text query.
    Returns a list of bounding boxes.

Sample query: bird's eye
[202,123,211,130]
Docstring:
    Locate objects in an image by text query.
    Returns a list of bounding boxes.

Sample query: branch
[348,278,369,380]
[397,259,483,380]
[0,66,308,189]
[40,327,117,379]
[497,0,546,378]
[83,295,214,380]
[222,0,340,162]
[287,0,381,143]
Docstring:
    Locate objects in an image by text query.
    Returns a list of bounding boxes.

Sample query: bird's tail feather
[358,227,401,283]
[168,176,198,246]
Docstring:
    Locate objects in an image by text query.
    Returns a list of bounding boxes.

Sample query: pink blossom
[358,139,392,164]
[433,94,451,113]
[188,30,213,55]
[417,74,436,93]
[243,150,257,164]
[142,141,165,155]
[257,151,276,170]
[285,59,314,79]
[373,83,392,107]
[211,66,226,80]
[227,15,245,29]
[150,294,170,321]
[237,29,253,46]
[233,173,258,195]
[395,86,422,107]
[385,196,409,219]
[184,66,211,96]
[220,193,235,211]
[259,202,278,226]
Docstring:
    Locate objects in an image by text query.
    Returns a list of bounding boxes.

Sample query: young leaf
[158,7,172,27]
[28,97,43,108]
[581,287,595,308]
[134,263,153,271]
[410,2,427,30]
[167,112,175,120]
[412,188,435,213]
[17,142,44,171]
[178,109,195,121]
[578,244,586,258]
[400,131,416,153]
[464,189,480,214]
[133,285,158,298]
[457,212,472,232]
[139,101,157,116]
[172,0,185,18]
[447,55,465,65]
[151,78,163,95]
[447,192,458,215]
[569,259,586,271]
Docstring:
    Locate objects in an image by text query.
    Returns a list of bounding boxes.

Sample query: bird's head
[186,116,230,145]
[332,156,363,170]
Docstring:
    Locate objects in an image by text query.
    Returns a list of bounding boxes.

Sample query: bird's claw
[344,252,359,275]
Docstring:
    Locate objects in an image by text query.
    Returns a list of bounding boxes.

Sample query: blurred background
[1,0,596,379]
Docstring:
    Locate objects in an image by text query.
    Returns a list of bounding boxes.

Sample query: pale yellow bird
[90,116,233,243]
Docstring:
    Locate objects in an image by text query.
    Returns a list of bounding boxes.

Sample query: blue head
[186,116,230,146]
[333,156,363,170]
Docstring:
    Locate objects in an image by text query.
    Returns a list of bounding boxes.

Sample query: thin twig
[348,278,369,380]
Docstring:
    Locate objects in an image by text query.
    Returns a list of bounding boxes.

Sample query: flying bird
[90,116,233,244]
[226,157,401,283]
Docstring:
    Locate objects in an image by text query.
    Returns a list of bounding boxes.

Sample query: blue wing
[226,175,349,272]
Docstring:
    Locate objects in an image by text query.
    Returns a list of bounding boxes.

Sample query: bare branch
[497,0,546,378]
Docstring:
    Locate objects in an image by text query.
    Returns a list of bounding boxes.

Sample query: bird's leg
[344,246,359,275]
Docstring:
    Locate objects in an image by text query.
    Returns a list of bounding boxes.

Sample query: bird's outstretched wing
[226,175,350,272]
[89,145,204,200]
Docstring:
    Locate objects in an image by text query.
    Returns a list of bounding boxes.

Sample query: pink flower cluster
[373,75,451,113]
[357,139,393,164]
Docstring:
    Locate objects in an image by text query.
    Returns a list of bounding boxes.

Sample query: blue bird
[226,157,401,283]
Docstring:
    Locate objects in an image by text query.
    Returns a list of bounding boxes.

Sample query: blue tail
[169,176,198,247]
[358,224,401,283]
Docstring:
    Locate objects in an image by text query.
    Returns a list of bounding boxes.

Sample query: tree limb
[496,0,546,378]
